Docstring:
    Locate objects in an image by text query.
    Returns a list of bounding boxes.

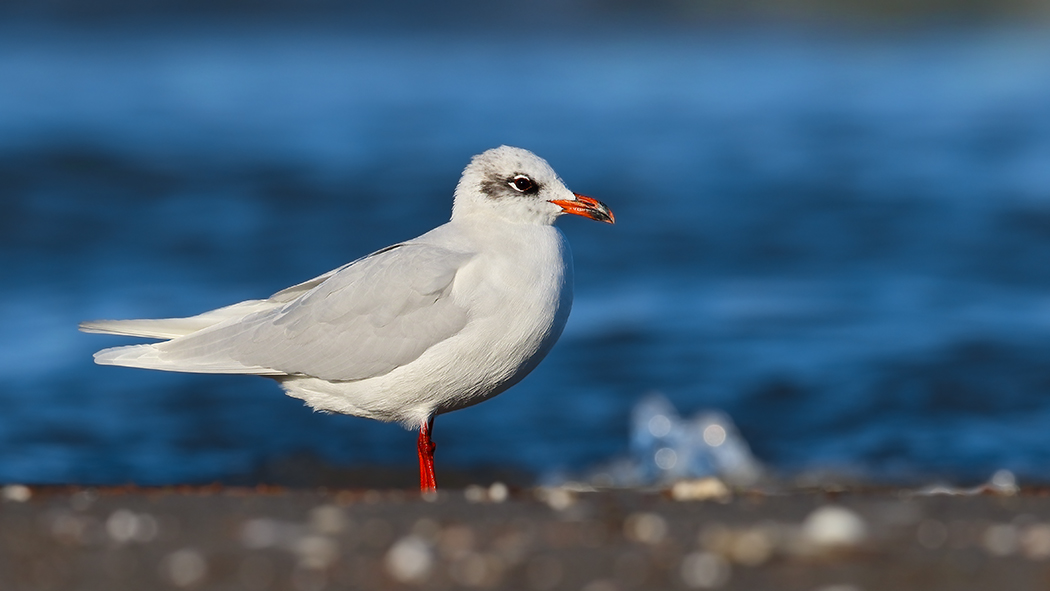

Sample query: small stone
[1021,524,1050,560]
[983,523,1019,556]
[488,482,509,503]
[385,535,433,584]
[680,552,730,589]
[308,505,347,535]
[240,518,283,549]
[162,548,208,588]
[464,485,487,503]
[536,487,575,511]
[295,535,339,569]
[107,509,150,543]
[671,478,731,502]
[728,528,774,566]
[801,506,867,548]
[2,484,31,502]
[624,512,668,545]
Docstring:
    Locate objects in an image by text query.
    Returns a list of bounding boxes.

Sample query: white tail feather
[93,344,285,375]
[80,318,217,339]
[78,299,276,340]
[81,298,290,375]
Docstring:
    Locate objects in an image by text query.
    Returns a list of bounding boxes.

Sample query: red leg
[417,416,437,492]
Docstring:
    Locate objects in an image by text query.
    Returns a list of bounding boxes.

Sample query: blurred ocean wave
[2,22,1050,484]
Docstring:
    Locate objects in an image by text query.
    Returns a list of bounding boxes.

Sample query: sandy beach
[2,481,1048,591]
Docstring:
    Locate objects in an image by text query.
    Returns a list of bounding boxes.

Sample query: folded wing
[89,243,474,381]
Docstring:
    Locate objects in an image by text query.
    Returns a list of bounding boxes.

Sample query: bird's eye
[509,175,536,193]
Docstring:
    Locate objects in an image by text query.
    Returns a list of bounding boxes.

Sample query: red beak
[549,193,615,224]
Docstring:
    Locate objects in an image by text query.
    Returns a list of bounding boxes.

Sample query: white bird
[80,146,614,492]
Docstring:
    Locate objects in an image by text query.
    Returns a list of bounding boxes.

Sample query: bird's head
[452,146,614,226]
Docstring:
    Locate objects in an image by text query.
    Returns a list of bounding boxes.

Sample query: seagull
[80,146,614,492]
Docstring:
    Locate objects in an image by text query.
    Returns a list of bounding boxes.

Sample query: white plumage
[81,146,614,489]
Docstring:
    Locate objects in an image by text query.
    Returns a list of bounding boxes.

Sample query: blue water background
[3,21,1050,485]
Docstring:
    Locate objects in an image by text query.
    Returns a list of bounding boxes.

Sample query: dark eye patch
[508,174,538,194]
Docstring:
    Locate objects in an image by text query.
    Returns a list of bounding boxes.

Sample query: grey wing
[151,243,473,380]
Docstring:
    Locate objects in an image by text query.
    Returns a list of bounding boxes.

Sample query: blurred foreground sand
[2,482,1048,590]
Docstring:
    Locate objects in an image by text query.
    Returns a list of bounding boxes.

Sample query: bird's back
[274,219,575,425]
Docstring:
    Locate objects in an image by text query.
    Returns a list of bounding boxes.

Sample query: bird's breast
[440,226,574,403]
